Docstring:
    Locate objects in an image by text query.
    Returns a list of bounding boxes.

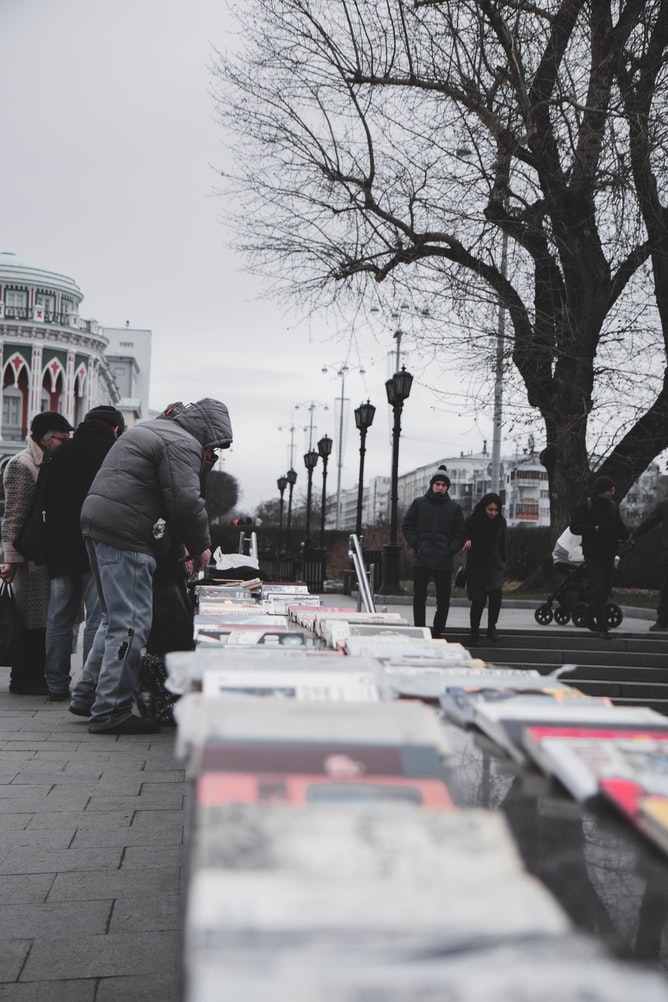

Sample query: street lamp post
[317,434,333,548]
[303,449,319,540]
[380,367,413,595]
[354,400,376,537]
[285,468,297,549]
[277,475,288,551]
[322,360,366,529]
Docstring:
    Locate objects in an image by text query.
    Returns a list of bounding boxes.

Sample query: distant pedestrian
[401,466,465,637]
[78,397,233,735]
[0,412,73,694]
[43,406,125,701]
[463,492,506,644]
[631,498,668,632]
[570,475,630,639]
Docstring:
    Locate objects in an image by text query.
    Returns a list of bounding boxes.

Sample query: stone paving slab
[0,664,186,1001]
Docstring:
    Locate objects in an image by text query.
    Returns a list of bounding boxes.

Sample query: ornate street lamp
[317,434,333,548]
[285,468,297,548]
[277,475,288,550]
[380,367,413,594]
[354,400,376,537]
[303,449,319,540]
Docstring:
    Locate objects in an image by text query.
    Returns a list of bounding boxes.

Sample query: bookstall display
[171,579,668,1000]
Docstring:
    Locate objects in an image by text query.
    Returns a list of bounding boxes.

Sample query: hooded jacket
[569,493,629,561]
[80,398,233,557]
[402,488,465,570]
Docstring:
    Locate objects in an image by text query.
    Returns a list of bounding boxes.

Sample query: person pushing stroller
[570,476,630,639]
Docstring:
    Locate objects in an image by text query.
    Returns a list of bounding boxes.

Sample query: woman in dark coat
[463,492,506,644]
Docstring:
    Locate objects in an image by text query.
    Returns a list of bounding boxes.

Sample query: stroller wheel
[572,603,590,628]
[606,603,623,629]
[554,607,571,625]
[535,604,554,626]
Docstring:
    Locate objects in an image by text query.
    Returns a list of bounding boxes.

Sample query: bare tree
[213,0,668,533]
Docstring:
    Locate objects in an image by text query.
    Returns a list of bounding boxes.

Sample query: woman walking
[0,411,72,693]
[463,492,506,645]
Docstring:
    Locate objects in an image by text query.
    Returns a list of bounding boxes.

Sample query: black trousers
[412,566,452,635]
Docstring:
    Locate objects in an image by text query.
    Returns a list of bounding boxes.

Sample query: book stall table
[170,585,668,999]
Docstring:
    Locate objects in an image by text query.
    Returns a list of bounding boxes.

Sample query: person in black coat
[630,498,668,631]
[401,466,465,637]
[43,406,125,699]
[569,475,630,639]
[463,492,506,644]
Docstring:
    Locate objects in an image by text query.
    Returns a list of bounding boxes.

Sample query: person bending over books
[462,492,506,645]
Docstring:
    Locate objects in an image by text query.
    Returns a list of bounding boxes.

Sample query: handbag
[0,582,24,666]
[454,564,467,589]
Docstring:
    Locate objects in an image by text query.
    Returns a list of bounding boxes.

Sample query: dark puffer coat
[464,492,507,600]
[45,418,119,576]
[402,490,465,570]
[80,398,233,558]
[570,495,629,562]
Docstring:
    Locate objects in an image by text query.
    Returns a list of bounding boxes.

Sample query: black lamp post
[317,434,333,548]
[303,449,319,540]
[380,367,413,594]
[277,475,288,550]
[286,468,297,548]
[354,400,376,537]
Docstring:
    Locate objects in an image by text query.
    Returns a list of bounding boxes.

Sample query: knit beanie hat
[430,465,451,488]
[84,405,126,434]
[30,411,74,442]
[593,475,615,495]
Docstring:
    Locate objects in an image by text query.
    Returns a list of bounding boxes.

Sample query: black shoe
[649,623,668,632]
[89,715,161,735]
[486,627,499,642]
[49,691,70,702]
[9,684,50,696]
[69,703,92,717]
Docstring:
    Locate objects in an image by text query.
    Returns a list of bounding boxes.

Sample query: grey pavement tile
[0,873,54,905]
[4,741,84,752]
[21,929,181,981]
[27,811,132,831]
[0,828,73,854]
[0,813,32,832]
[0,845,123,875]
[48,866,180,902]
[130,811,185,833]
[0,784,51,799]
[95,971,182,1002]
[86,792,185,813]
[10,773,88,786]
[0,773,18,784]
[108,893,182,932]
[0,792,90,814]
[121,845,183,869]
[0,981,97,1001]
[136,769,185,783]
[0,939,30,982]
[0,753,38,769]
[0,900,112,938]
[72,825,183,849]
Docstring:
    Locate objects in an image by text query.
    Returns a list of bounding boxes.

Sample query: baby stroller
[534,529,624,629]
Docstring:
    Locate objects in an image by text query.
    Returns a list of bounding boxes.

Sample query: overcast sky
[1,0,498,511]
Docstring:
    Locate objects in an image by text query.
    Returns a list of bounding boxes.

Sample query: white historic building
[0,252,150,461]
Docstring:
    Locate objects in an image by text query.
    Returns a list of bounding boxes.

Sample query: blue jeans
[45,572,102,695]
[82,540,156,730]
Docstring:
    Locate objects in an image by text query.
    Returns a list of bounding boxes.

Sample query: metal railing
[348,533,376,613]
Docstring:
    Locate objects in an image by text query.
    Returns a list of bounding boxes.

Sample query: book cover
[471,697,640,764]
[200,666,383,702]
[440,682,586,729]
[523,728,668,801]
[197,772,454,809]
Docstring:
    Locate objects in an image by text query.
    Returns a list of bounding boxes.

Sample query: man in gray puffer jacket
[77,398,233,734]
